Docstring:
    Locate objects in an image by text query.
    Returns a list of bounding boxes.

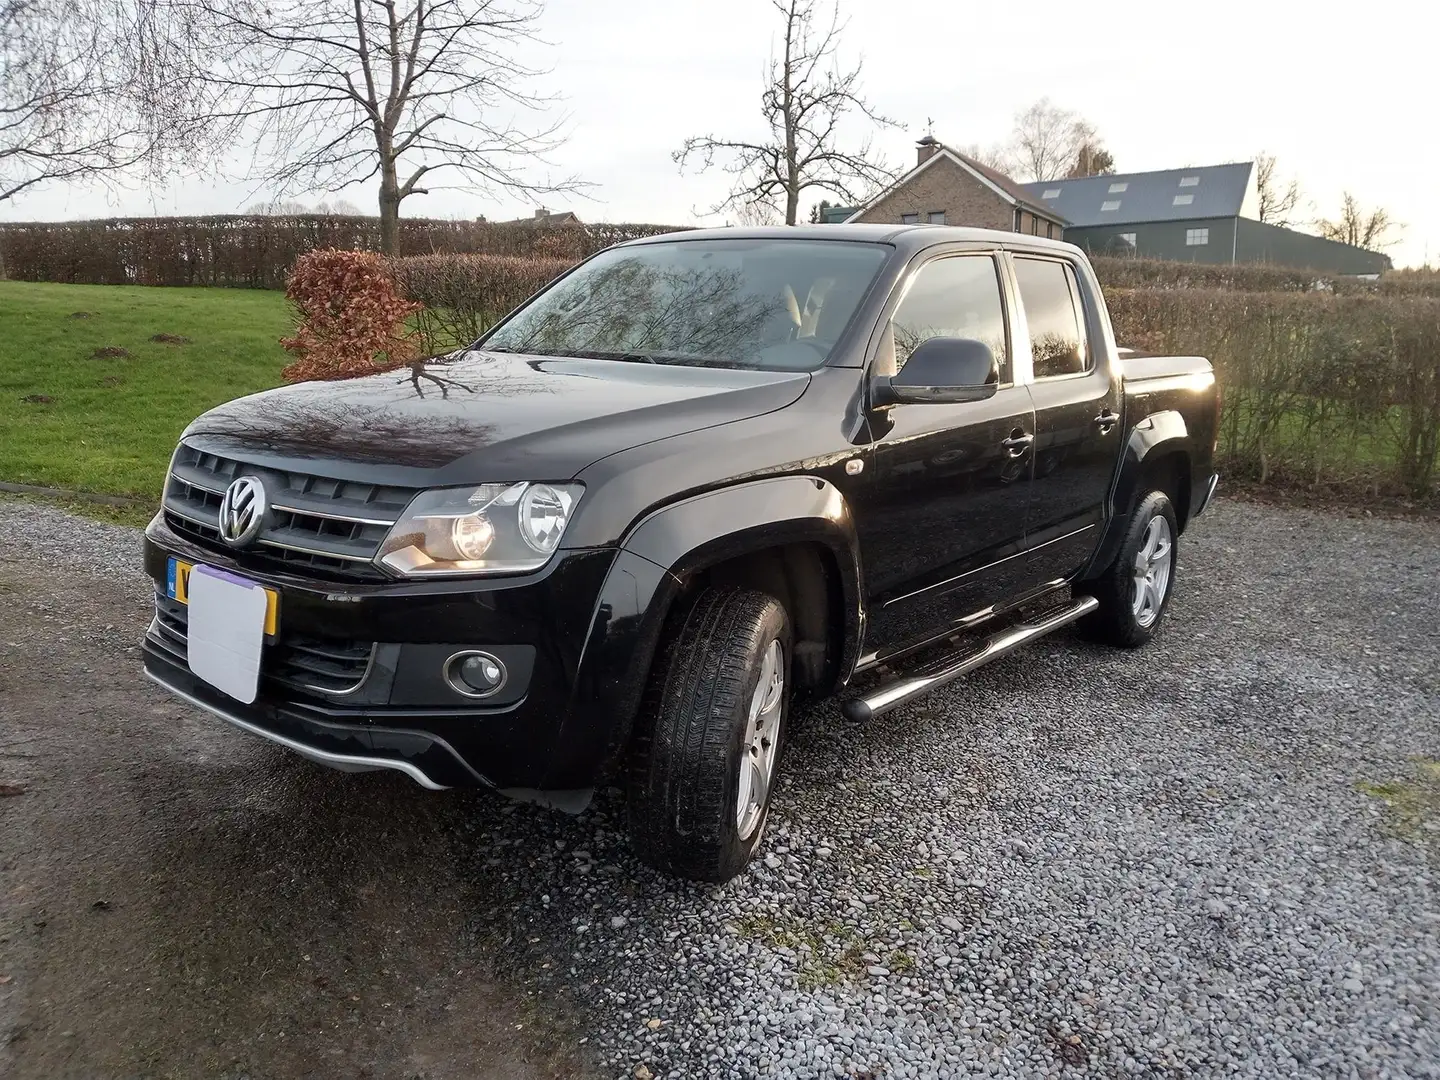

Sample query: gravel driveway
[1,496,1437,1079]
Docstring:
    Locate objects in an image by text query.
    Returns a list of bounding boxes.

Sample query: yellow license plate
[167,558,279,636]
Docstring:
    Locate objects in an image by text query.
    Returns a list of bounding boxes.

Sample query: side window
[1013,257,1089,379]
[890,255,1009,377]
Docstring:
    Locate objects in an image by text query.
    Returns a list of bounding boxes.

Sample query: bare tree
[956,142,1014,173]
[1,0,200,203]
[1254,152,1302,227]
[1008,98,1103,183]
[177,0,575,253]
[245,197,367,215]
[674,0,898,225]
[1317,192,1400,250]
[1066,141,1114,177]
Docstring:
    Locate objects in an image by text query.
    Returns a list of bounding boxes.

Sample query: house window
[1173,194,1195,206]
[1108,182,1128,193]
[928,211,945,225]
[1120,232,1137,248]
[1101,200,1121,212]
[901,212,919,224]
[1042,188,1061,199]
[1179,176,1200,187]
[1186,228,1209,246]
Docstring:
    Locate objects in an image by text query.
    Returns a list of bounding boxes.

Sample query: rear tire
[1077,490,1178,648]
[627,587,792,883]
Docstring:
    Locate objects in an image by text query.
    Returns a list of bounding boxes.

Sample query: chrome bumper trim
[1195,472,1219,517]
[144,669,448,790]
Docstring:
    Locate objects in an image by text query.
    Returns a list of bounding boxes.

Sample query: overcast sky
[6,0,1435,266]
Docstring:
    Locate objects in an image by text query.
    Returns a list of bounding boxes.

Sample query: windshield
[481,238,888,370]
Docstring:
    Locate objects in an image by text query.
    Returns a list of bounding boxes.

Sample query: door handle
[1001,432,1034,457]
[1093,409,1119,433]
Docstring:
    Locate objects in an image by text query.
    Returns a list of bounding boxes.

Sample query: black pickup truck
[141,225,1219,882]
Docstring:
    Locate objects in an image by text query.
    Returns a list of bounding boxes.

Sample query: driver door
[855,252,1038,658]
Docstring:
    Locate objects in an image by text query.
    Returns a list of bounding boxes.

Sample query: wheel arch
[1082,410,1196,580]
[542,476,863,790]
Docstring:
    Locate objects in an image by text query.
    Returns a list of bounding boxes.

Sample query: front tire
[1077,490,1178,648]
[627,587,791,883]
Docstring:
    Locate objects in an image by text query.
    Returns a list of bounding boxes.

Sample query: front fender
[540,476,863,790]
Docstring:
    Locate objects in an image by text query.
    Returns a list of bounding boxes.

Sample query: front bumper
[141,513,618,791]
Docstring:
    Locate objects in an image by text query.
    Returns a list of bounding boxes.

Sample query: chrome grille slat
[149,594,375,696]
[161,442,417,580]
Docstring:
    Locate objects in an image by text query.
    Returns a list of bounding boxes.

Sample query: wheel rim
[1131,514,1173,629]
[736,638,784,841]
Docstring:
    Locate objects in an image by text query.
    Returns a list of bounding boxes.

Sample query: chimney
[916,135,940,167]
[534,207,548,220]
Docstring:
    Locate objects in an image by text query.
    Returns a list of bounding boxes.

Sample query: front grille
[162,443,416,579]
[151,593,375,696]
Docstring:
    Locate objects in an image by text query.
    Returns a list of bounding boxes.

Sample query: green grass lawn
[0,281,291,498]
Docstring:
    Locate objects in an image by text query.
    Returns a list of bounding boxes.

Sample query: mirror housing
[871,336,1000,407]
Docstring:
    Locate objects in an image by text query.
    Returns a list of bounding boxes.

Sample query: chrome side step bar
[841,595,1099,722]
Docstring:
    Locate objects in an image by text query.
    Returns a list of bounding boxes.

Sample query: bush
[0,215,682,289]
[388,252,575,350]
[280,249,421,382]
[1107,287,1440,497]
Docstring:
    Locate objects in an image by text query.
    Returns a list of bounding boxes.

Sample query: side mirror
[871,337,1000,407]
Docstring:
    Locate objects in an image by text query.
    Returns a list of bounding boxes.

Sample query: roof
[1023,162,1253,227]
[494,209,582,226]
[622,222,1082,258]
[844,142,1067,225]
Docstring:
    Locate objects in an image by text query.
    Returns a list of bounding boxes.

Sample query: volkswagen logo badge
[217,476,268,548]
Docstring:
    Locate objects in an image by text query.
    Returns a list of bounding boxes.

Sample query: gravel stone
[7,495,1438,1079]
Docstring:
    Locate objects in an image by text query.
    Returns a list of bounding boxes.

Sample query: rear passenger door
[1009,254,1122,581]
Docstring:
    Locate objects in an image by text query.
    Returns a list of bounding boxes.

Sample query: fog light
[444,651,507,699]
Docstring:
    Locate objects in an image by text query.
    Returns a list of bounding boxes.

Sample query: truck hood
[181,350,811,486]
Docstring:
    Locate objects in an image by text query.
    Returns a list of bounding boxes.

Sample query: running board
[841,595,1099,722]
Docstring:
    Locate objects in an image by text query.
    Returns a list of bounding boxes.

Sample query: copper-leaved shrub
[280,249,422,382]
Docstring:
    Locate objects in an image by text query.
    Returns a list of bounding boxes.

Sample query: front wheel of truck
[1077,490,1179,648]
[627,587,792,883]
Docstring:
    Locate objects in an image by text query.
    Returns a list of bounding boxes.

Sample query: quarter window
[889,256,1009,377]
[1013,257,1089,379]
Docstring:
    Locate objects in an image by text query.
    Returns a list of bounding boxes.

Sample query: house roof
[1023,162,1253,227]
[844,142,1067,225]
[494,209,582,226]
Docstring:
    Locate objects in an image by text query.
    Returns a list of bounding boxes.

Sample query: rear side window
[891,255,1009,377]
[1013,257,1089,378]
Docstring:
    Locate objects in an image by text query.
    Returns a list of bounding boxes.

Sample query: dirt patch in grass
[91,346,130,359]
[149,333,191,345]
[68,311,95,319]
[98,375,124,388]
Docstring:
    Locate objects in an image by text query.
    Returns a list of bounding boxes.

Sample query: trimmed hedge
[0,215,682,289]
[389,252,575,348]
[1107,288,1440,497]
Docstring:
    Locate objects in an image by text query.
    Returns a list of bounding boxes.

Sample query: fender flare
[1083,410,1194,579]
[541,476,863,790]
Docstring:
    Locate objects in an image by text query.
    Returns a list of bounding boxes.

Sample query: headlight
[377,482,583,577]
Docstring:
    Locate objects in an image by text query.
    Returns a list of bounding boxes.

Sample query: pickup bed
[140,224,1218,882]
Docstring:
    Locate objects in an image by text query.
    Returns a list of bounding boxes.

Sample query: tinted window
[483,239,888,370]
[1013,257,1088,378]
[891,256,1008,376]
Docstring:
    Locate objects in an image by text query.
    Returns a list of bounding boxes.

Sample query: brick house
[846,136,1067,238]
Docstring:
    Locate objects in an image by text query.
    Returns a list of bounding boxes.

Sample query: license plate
[167,558,278,636]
